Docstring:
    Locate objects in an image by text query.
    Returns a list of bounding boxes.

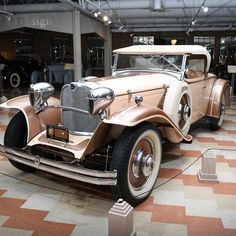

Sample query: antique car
[0,45,230,206]
[1,54,45,88]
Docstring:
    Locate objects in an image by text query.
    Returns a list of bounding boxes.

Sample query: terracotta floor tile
[216,141,236,146]
[195,137,216,142]
[151,204,186,224]
[181,150,202,158]
[159,168,183,180]
[213,183,236,195]
[217,155,236,167]
[0,193,75,235]
[186,216,225,236]
[0,189,7,196]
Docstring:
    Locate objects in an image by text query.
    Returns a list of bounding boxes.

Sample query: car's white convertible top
[113,45,211,72]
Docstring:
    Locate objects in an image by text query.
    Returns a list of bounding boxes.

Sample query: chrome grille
[61,83,99,132]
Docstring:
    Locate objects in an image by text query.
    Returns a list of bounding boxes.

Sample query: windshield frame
[112,53,188,81]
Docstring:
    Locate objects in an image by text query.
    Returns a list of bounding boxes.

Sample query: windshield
[114,54,184,73]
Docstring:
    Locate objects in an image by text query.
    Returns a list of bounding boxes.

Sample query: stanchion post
[108,199,134,236]
[198,150,219,183]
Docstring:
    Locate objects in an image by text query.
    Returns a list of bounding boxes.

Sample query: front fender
[103,105,192,143]
[206,79,230,117]
[0,95,61,142]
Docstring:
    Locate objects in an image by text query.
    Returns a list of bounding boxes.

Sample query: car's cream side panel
[0,95,61,142]
[185,74,216,123]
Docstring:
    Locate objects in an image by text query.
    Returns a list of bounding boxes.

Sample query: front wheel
[111,123,162,206]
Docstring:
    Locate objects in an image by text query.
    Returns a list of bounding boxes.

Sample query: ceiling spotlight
[191,20,196,25]
[94,12,98,17]
[107,20,112,25]
[119,25,124,30]
[202,6,208,13]
[102,15,109,22]
[186,28,193,35]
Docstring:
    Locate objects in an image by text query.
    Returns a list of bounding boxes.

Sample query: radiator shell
[61,82,100,132]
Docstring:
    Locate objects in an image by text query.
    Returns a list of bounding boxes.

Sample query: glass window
[193,36,215,71]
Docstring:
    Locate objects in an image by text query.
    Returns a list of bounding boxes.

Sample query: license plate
[47,124,69,143]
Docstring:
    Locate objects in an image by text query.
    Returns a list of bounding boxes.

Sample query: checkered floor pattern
[0,95,235,235]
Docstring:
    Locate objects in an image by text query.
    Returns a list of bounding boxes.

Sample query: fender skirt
[0,95,61,142]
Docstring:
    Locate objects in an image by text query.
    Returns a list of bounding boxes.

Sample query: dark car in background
[0,54,45,88]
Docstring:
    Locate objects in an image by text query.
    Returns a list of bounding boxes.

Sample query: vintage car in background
[0,45,230,206]
[1,54,45,88]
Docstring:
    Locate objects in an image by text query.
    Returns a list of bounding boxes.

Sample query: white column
[72,10,82,81]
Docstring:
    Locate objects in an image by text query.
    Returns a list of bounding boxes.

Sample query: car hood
[85,72,177,95]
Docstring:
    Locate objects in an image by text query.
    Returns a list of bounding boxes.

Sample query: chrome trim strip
[70,131,93,136]
[47,105,89,115]
[0,145,117,186]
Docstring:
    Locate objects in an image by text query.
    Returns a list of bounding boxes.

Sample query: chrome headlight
[28,82,54,113]
[88,87,115,116]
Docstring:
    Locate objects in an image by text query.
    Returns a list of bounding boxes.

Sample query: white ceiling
[0,0,236,33]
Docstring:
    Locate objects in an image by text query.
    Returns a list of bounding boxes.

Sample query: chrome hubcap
[132,149,154,178]
[177,94,191,129]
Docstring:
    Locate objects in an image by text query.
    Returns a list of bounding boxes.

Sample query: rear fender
[206,79,230,117]
[0,95,60,143]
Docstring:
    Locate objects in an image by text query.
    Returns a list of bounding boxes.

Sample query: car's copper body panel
[0,95,60,142]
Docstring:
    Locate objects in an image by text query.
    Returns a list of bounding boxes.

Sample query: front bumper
[0,145,117,186]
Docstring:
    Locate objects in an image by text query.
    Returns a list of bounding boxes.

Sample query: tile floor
[0,90,235,236]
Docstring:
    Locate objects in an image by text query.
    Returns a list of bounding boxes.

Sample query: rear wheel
[4,111,36,173]
[111,123,162,206]
[208,95,226,130]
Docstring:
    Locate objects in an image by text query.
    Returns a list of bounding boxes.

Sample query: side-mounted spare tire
[4,111,36,173]
[163,81,192,143]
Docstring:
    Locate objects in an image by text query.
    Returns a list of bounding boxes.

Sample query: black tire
[208,95,226,130]
[4,111,36,173]
[111,123,162,206]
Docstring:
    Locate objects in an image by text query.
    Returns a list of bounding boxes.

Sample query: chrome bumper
[0,145,117,186]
